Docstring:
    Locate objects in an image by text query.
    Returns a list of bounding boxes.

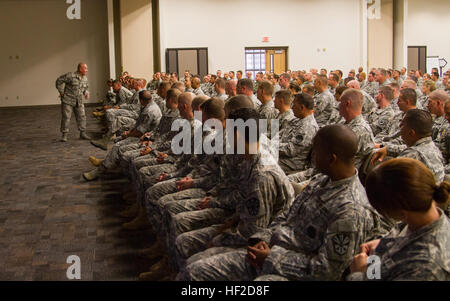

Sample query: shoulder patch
[246,197,260,216]
[332,233,351,256]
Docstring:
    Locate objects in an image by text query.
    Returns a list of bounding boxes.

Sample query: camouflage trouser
[119,147,142,177]
[105,109,137,133]
[61,103,86,133]
[163,198,232,271]
[102,137,139,169]
[253,275,288,281]
[178,248,257,281]
[144,183,205,234]
[136,163,176,205]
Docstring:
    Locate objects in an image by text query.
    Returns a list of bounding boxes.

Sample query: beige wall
[393,0,406,70]
[406,0,450,74]
[120,0,153,81]
[368,0,393,70]
[0,0,109,107]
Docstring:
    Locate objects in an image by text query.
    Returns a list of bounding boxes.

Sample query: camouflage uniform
[180,170,391,281]
[152,94,166,114]
[418,95,429,111]
[193,87,206,97]
[250,94,262,109]
[278,114,318,174]
[390,97,400,113]
[346,115,375,169]
[347,208,450,280]
[362,81,379,99]
[375,111,404,144]
[277,109,296,131]
[361,90,377,117]
[174,153,294,269]
[272,84,281,97]
[387,136,445,182]
[102,101,162,170]
[366,105,396,138]
[314,89,339,128]
[216,93,229,102]
[55,71,89,134]
[432,115,450,156]
[258,100,279,138]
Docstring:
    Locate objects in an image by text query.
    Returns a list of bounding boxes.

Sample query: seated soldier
[274,90,295,131]
[179,124,391,281]
[82,90,162,181]
[419,80,436,110]
[237,78,261,109]
[278,93,318,174]
[348,158,449,280]
[427,90,449,155]
[372,109,445,183]
[347,80,377,117]
[191,76,206,96]
[213,78,228,101]
[256,80,279,138]
[368,86,396,140]
[172,107,294,277]
[313,75,339,127]
[153,81,171,114]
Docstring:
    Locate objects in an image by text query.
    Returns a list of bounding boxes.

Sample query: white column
[107,0,116,79]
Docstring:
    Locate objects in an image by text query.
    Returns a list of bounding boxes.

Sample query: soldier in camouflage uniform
[82,90,162,181]
[368,86,396,139]
[179,124,391,281]
[256,81,279,138]
[313,75,339,127]
[362,72,379,99]
[278,93,318,174]
[372,109,445,183]
[274,91,296,131]
[174,108,295,272]
[347,80,377,117]
[55,63,91,142]
[192,76,206,97]
[237,79,261,109]
[428,90,450,156]
[348,158,450,280]
[339,89,375,169]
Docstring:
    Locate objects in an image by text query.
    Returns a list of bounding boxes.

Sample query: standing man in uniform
[55,63,91,142]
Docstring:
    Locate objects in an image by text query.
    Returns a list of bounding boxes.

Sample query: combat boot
[82,165,104,181]
[89,156,104,167]
[90,135,110,150]
[80,131,91,140]
[138,257,169,281]
[61,133,68,142]
[122,205,151,231]
[138,238,165,260]
[119,201,139,218]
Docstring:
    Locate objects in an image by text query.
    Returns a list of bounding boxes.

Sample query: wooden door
[265,49,286,74]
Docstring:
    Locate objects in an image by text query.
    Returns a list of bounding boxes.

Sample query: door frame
[407,45,427,74]
[245,46,289,74]
[165,47,209,76]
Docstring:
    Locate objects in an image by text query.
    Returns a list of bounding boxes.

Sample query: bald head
[225,80,237,97]
[139,90,153,105]
[314,124,358,165]
[347,80,360,90]
[178,92,195,119]
[77,63,88,76]
[192,77,201,89]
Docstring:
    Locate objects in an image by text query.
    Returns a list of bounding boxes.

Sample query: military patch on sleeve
[332,233,350,256]
[246,198,260,216]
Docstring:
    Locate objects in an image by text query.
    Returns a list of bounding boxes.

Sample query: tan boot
[82,167,100,181]
[138,238,165,261]
[119,201,139,218]
[89,156,104,167]
[122,205,151,231]
[138,257,169,281]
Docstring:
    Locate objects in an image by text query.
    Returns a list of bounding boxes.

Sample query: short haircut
[340,88,363,110]
[294,93,314,110]
[314,124,358,164]
[228,108,261,143]
[429,89,449,103]
[258,80,274,96]
[192,95,209,110]
[422,80,436,92]
[172,81,185,92]
[432,71,440,78]
[302,84,315,95]
[215,78,226,89]
[377,68,387,76]
[329,73,339,82]
[400,88,417,106]
[112,79,121,85]
[275,89,292,106]
[166,88,181,104]
[335,86,349,96]
[237,78,254,91]
[224,95,254,117]
[200,97,225,121]
[289,82,301,93]
[403,109,432,138]
[389,82,400,91]
[139,90,152,103]
[159,81,171,91]
[315,75,328,87]
[280,73,290,80]
[378,86,394,101]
